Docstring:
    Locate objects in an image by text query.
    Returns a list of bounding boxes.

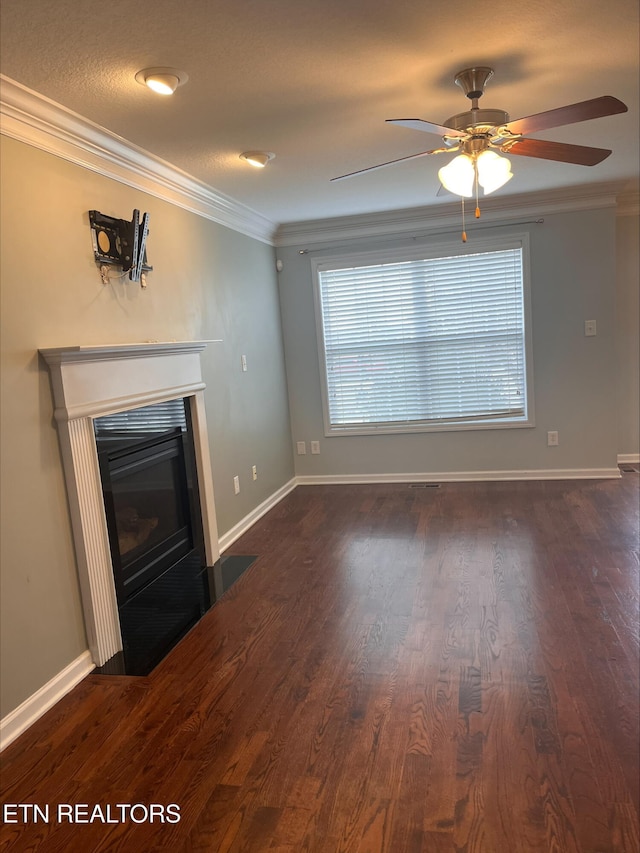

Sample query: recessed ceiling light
[239,151,275,168]
[135,67,189,95]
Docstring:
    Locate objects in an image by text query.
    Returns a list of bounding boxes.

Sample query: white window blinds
[316,244,529,433]
[94,398,188,436]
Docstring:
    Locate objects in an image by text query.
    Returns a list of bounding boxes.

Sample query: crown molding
[616,187,640,217]
[2,75,635,246]
[275,182,630,247]
[0,75,277,245]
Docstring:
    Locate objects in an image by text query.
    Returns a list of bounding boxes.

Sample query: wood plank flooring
[1,475,638,852]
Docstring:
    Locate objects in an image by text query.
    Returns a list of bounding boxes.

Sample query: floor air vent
[409,483,441,488]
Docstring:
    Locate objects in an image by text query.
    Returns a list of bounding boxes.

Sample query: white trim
[616,190,640,217]
[214,466,625,552]
[190,394,220,568]
[0,75,277,245]
[0,652,94,752]
[1,75,632,247]
[53,384,206,423]
[618,453,640,464]
[213,466,625,550]
[295,468,621,485]
[218,478,297,553]
[40,341,214,363]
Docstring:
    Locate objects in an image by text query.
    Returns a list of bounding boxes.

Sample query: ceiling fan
[331,66,628,194]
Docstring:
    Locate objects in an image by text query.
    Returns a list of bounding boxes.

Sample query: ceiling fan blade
[503,96,627,136]
[503,137,612,165]
[330,147,452,181]
[386,118,468,138]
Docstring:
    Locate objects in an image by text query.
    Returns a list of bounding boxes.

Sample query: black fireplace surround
[94,399,213,675]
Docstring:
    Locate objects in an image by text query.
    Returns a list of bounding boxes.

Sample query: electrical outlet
[296,441,306,455]
[233,475,240,494]
[252,465,258,481]
[547,431,559,446]
[241,354,248,371]
[311,441,320,455]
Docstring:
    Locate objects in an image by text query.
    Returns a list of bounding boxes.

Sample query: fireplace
[92,398,213,673]
[95,400,202,603]
[40,342,221,673]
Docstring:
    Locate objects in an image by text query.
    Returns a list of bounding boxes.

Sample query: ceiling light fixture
[438,154,475,197]
[476,150,513,194]
[438,147,513,241]
[239,151,275,168]
[135,67,188,95]
[438,149,513,198]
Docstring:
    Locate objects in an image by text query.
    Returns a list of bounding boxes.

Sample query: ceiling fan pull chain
[475,162,481,219]
[461,197,467,243]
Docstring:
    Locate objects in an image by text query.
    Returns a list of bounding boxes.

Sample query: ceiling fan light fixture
[476,150,513,195]
[239,151,275,168]
[438,154,474,197]
[135,67,188,95]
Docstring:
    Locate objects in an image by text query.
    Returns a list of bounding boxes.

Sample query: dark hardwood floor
[1,475,638,852]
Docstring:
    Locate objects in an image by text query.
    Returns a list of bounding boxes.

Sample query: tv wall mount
[89,209,152,285]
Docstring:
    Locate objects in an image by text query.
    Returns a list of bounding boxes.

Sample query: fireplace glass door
[103,429,193,602]
[94,399,211,674]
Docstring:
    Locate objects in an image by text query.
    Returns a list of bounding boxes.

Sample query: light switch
[584,320,597,337]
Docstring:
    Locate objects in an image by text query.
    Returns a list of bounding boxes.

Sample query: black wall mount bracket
[89,209,152,284]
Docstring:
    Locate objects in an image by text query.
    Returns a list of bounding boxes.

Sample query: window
[313,236,533,435]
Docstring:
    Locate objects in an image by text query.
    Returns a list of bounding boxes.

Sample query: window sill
[325,417,535,437]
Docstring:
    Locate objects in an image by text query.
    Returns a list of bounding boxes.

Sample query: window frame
[311,233,535,437]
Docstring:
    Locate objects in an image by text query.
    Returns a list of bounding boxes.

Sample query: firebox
[94,398,213,674]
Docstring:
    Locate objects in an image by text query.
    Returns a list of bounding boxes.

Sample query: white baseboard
[295,467,621,485]
[618,453,640,464]
[0,651,94,752]
[218,478,297,553]
[217,467,623,549]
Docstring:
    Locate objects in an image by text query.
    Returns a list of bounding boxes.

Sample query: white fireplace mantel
[40,342,221,666]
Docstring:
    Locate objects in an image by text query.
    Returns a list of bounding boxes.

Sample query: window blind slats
[317,246,527,431]
[94,398,187,435]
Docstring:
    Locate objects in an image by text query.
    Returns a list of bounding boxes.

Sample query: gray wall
[277,206,627,478]
[616,212,640,457]
[0,136,293,718]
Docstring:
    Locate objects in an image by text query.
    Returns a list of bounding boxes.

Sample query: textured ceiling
[1,0,638,226]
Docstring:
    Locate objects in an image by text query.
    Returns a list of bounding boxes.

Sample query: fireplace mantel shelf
[40,340,222,365]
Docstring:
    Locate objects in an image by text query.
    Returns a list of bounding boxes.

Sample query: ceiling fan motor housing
[444,108,510,134]
[448,68,509,134]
